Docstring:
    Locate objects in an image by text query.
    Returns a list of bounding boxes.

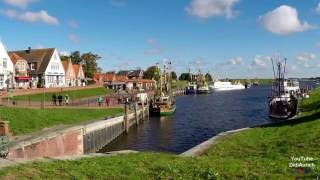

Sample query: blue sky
[1,0,320,78]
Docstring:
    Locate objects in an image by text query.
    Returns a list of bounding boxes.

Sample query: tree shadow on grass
[256,111,320,128]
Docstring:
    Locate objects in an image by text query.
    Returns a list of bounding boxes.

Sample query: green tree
[144,66,160,80]
[179,73,191,81]
[81,52,101,78]
[60,55,69,61]
[171,71,177,80]
[70,51,82,64]
[205,73,213,82]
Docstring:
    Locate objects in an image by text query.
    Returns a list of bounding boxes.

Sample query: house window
[3,58,7,68]
[51,63,59,70]
[21,63,25,71]
[0,75,3,86]
[30,63,36,70]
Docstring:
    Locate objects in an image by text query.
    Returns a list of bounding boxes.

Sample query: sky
[1,0,320,78]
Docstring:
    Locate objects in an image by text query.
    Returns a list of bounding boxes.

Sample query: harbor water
[101,86,275,154]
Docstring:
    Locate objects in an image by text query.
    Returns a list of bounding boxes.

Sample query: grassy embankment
[231,79,273,85]
[10,87,112,102]
[0,89,319,179]
[0,107,123,136]
[172,80,188,89]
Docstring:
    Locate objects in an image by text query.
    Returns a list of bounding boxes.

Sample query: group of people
[97,96,111,107]
[52,93,70,106]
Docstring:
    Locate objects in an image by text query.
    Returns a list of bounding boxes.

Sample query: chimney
[26,47,31,54]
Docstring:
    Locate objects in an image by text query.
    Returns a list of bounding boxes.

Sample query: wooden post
[124,103,129,134]
[141,101,145,121]
[134,102,139,126]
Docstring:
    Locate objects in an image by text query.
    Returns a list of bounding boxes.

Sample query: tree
[179,73,191,81]
[144,66,159,80]
[205,73,213,82]
[170,71,177,80]
[60,55,69,61]
[81,52,101,78]
[70,51,82,64]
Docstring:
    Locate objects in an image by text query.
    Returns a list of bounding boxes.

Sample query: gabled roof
[117,70,143,77]
[72,64,80,75]
[61,61,69,71]
[9,53,25,65]
[8,48,55,74]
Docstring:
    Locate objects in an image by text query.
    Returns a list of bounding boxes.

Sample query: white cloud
[296,53,316,62]
[259,5,313,35]
[186,0,240,19]
[251,55,270,69]
[68,20,79,29]
[59,51,70,56]
[68,33,80,43]
[228,57,243,65]
[4,0,38,9]
[316,3,320,14]
[0,9,59,25]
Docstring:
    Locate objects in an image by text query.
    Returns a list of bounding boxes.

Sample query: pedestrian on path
[105,96,110,107]
[65,94,70,105]
[52,93,57,106]
[97,96,103,107]
[58,94,63,106]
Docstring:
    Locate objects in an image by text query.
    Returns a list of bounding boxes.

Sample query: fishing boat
[149,61,176,116]
[210,81,245,91]
[185,69,197,95]
[186,83,197,95]
[268,55,298,119]
[196,70,210,94]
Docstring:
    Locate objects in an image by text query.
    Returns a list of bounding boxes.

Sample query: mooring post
[141,101,145,121]
[134,102,139,126]
[124,103,129,134]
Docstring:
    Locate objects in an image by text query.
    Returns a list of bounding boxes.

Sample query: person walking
[58,94,63,106]
[97,96,103,107]
[105,96,110,107]
[65,94,70,105]
[52,93,57,106]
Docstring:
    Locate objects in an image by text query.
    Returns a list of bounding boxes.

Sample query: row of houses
[94,70,155,91]
[0,42,85,90]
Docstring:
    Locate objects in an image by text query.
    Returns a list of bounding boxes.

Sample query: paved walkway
[0,150,138,169]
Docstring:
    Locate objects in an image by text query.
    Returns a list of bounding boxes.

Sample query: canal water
[101,85,275,154]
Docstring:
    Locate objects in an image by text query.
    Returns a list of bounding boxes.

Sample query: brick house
[9,53,31,89]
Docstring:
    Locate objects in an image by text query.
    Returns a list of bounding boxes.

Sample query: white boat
[197,85,210,93]
[210,81,245,91]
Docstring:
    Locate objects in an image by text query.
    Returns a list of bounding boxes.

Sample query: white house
[8,47,65,88]
[0,42,14,90]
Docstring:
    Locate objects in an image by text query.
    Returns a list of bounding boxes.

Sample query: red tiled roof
[116,75,128,82]
[73,64,80,74]
[61,61,69,71]
[9,53,25,65]
[104,73,116,81]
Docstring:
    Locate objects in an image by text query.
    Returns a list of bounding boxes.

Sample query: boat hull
[149,105,176,116]
[186,89,197,95]
[268,97,298,120]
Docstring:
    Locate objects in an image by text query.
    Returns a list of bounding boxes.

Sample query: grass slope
[0,89,319,179]
[0,107,123,135]
[11,87,112,102]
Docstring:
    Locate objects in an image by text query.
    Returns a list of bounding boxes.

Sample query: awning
[15,76,32,80]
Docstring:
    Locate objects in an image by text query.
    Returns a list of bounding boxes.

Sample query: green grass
[172,80,188,89]
[11,87,112,102]
[231,79,273,85]
[0,89,319,179]
[0,107,123,135]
